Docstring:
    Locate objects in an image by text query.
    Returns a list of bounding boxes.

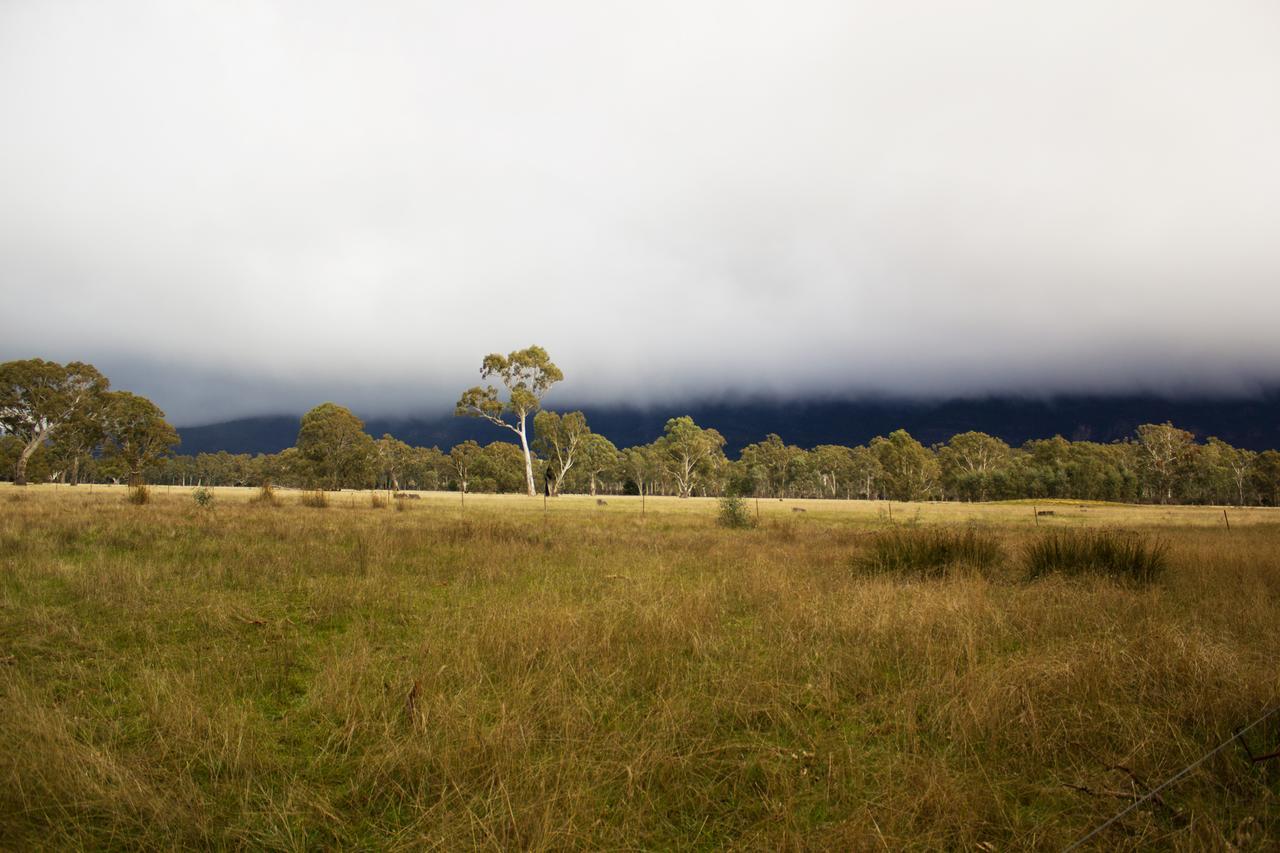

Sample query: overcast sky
[3,1,1279,425]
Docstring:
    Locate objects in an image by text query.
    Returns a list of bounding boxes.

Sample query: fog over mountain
[178,394,1280,457]
[3,1,1280,425]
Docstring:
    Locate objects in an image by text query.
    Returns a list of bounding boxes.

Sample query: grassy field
[2,484,1279,850]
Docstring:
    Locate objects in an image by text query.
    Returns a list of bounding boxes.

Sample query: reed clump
[857,526,1003,578]
[1024,528,1169,585]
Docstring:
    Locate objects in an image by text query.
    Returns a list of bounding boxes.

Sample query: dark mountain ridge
[176,393,1280,456]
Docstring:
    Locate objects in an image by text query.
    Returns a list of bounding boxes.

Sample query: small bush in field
[717,493,755,529]
[300,490,329,508]
[370,492,389,509]
[1024,529,1168,585]
[858,526,1002,578]
[126,485,150,505]
[192,487,214,507]
[250,483,281,506]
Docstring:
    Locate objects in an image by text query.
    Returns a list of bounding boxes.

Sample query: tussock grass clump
[394,496,410,512]
[191,486,214,507]
[250,482,281,506]
[1024,528,1169,585]
[300,490,329,508]
[858,526,1003,578]
[717,493,755,529]
[125,485,150,505]
[369,492,388,509]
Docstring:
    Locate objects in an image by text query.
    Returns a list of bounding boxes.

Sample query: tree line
[5,352,1280,506]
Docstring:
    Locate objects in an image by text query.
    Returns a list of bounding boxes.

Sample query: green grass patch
[1024,528,1169,585]
[857,526,1003,578]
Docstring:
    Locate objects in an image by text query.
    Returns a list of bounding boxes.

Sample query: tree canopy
[456,345,562,497]
[99,391,180,486]
[296,403,376,490]
[0,359,108,485]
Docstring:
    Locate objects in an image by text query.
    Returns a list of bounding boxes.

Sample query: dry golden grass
[2,483,1279,849]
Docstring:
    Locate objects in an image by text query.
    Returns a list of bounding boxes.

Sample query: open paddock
[2,484,1279,849]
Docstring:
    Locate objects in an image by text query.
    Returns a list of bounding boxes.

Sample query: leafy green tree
[696,449,732,498]
[407,445,449,491]
[533,410,590,496]
[872,429,940,501]
[375,434,416,491]
[1199,437,1256,506]
[456,346,563,497]
[1019,436,1071,498]
[193,451,255,486]
[938,431,1011,501]
[848,446,883,500]
[1135,422,1196,504]
[1,434,53,483]
[1253,450,1280,507]
[475,442,530,493]
[724,457,761,498]
[811,445,854,498]
[158,453,199,486]
[656,416,726,498]
[271,447,312,488]
[577,433,619,496]
[449,440,482,493]
[788,451,826,498]
[47,409,104,485]
[296,403,376,490]
[99,391,180,486]
[0,359,108,485]
[623,445,657,496]
[1057,441,1138,503]
[739,434,804,498]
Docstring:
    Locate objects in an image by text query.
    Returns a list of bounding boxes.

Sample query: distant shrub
[250,483,281,506]
[300,490,329,508]
[192,486,214,507]
[717,493,755,529]
[370,492,388,509]
[126,485,150,505]
[858,527,1002,578]
[1024,529,1168,585]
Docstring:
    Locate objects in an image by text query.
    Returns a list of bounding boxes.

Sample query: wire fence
[1063,702,1280,851]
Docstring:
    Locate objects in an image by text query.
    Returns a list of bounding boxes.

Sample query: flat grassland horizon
[2,484,1278,849]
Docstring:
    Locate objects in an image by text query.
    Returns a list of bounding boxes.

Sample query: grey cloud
[3,1,1279,424]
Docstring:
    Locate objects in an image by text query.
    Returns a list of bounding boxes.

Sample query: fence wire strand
[1063,702,1280,851]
